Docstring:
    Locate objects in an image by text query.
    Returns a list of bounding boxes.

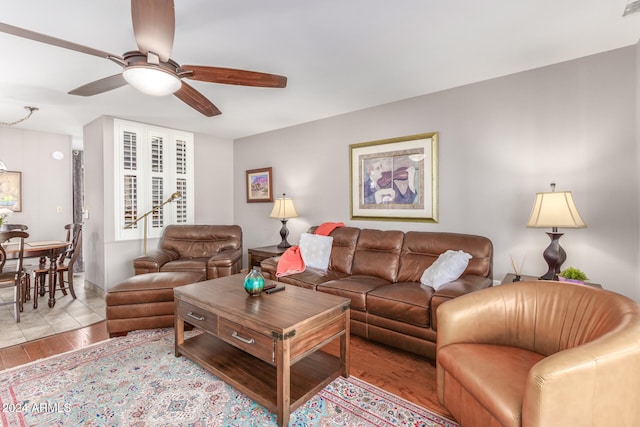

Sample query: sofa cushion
[159,258,210,275]
[350,229,404,283]
[397,231,493,282]
[366,282,434,327]
[439,343,545,426]
[324,226,360,274]
[317,275,391,311]
[420,250,472,290]
[299,233,333,270]
[277,268,350,290]
[109,271,203,291]
[161,224,242,258]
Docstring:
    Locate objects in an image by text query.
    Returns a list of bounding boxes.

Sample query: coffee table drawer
[178,301,218,334]
[219,318,274,364]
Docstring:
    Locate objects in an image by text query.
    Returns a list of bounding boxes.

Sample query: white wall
[0,127,73,239]
[83,117,235,292]
[234,46,640,301]
[193,133,235,226]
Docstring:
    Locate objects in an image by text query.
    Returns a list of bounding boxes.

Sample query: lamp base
[276,219,292,249]
[539,231,566,280]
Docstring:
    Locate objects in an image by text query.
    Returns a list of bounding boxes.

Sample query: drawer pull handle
[187,312,205,321]
[232,331,255,345]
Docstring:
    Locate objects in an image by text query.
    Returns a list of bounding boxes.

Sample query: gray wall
[0,127,73,240]
[234,46,639,301]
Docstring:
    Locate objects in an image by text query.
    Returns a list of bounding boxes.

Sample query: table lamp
[269,193,298,249]
[526,183,586,280]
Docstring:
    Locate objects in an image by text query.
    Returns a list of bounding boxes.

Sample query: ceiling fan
[0,0,287,117]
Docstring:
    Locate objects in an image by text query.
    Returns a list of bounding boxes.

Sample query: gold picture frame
[350,133,438,222]
[246,167,273,203]
[0,171,22,212]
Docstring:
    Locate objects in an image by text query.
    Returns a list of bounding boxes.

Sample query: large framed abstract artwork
[350,133,438,222]
[246,167,273,203]
[0,171,22,212]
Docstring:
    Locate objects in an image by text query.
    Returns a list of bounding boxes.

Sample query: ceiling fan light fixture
[123,66,181,96]
[624,0,640,16]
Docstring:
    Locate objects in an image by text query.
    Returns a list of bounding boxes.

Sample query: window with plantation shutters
[114,119,194,241]
[151,136,163,173]
[176,178,188,223]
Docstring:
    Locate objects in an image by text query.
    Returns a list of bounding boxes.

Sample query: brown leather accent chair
[133,224,242,279]
[437,280,640,427]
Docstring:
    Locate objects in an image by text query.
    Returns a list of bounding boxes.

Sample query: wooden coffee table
[174,274,351,427]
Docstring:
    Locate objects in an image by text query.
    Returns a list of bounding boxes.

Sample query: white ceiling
[1,0,639,143]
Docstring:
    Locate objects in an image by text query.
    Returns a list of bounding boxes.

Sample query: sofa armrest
[260,256,280,280]
[436,282,510,349]
[133,249,179,275]
[524,326,640,426]
[206,248,243,279]
[430,275,492,331]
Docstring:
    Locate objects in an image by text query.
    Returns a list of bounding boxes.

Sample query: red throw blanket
[314,222,345,236]
[275,222,345,277]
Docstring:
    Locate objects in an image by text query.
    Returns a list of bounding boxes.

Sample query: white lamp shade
[123,66,182,96]
[527,191,586,228]
[0,160,7,172]
[270,197,298,219]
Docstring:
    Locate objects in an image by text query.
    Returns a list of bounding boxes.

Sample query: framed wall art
[0,171,22,212]
[350,133,438,222]
[246,167,273,203]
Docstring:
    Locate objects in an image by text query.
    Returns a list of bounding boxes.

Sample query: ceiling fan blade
[182,65,287,88]
[68,74,128,96]
[0,22,123,62]
[131,0,175,62]
[173,81,221,117]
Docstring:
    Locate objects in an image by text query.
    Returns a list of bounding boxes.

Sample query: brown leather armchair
[133,224,242,279]
[436,280,640,427]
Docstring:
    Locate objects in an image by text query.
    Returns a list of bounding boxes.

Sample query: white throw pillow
[299,233,333,270]
[420,250,472,290]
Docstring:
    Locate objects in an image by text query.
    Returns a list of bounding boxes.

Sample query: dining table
[2,240,71,308]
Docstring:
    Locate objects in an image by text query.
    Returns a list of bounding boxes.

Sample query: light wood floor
[0,321,452,419]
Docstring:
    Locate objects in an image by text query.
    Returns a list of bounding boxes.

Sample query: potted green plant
[558,267,588,284]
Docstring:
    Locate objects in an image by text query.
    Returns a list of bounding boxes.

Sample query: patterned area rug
[0,329,458,426]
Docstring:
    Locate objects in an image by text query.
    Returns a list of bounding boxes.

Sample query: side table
[248,245,287,269]
[502,273,602,289]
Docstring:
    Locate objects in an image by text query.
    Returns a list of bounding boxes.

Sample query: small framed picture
[246,167,273,203]
[0,171,22,212]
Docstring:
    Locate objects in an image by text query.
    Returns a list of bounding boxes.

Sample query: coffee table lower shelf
[177,332,344,415]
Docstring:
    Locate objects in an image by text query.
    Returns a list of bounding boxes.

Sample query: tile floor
[0,274,105,348]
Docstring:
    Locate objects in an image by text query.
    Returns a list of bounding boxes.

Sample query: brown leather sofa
[261,226,493,359]
[133,224,243,279]
[436,280,640,427]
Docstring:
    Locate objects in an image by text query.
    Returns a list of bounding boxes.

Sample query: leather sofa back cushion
[327,226,360,274]
[351,229,404,283]
[397,231,493,282]
[161,225,242,259]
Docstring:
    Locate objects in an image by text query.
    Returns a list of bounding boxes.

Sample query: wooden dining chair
[0,224,28,231]
[55,223,82,299]
[27,223,82,308]
[0,230,29,322]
